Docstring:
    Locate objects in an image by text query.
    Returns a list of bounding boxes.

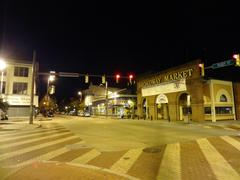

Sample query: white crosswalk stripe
[0,127,66,140]
[197,138,240,180]
[6,147,70,168]
[71,149,101,164]
[157,143,181,180]
[0,134,79,162]
[110,148,143,174]
[0,131,70,149]
[221,136,240,151]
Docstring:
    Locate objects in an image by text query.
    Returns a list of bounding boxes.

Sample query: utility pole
[105,81,108,118]
[29,50,36,124]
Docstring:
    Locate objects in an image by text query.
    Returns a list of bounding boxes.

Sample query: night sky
[0,1,240,101]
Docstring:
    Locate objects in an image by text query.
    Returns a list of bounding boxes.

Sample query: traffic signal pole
[29,50,36,124]
[105,81,108,118]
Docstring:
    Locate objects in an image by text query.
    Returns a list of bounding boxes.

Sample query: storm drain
[143,146,164,153]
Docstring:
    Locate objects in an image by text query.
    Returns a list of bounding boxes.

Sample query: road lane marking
[110,148,143,174]
[197,138,240,180]
[221,136,240,151]
[0,134,78,161]
[157,143,181,180]
[71,149,101,164]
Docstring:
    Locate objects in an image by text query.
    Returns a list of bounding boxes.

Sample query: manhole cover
[143,147,162,153]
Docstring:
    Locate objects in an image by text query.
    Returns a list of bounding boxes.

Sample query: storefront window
[215,107,232,114]
[204,107,211,114]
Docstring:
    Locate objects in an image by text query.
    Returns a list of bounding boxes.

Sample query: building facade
[1,59,38,117]
[137,60,238,122]
[83,84,136,117]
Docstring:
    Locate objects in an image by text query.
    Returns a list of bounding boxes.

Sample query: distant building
[82,84,136,117]
[137,60,239,122]
[1,58,38,117]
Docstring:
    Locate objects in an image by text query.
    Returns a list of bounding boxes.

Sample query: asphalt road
[51,115,239,151]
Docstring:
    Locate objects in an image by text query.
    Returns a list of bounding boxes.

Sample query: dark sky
[0,1,240,100]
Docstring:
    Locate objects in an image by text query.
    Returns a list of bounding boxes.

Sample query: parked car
[84,111,91,117]
[78,110,90,117]
[0,109,8,120]
[46,110,54,117]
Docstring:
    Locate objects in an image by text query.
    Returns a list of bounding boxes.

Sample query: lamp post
[0,58,6,98]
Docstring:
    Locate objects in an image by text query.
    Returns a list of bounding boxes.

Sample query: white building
[1,58,38,117]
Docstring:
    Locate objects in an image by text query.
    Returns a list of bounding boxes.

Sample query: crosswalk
[202,124,240,131]
[1,123,240,180]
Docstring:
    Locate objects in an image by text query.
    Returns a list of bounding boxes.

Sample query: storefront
[137,60,238,122]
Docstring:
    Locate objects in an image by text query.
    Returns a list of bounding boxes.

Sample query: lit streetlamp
[46,73,55,103]
[0,58,7,97]
[78,91,82,102]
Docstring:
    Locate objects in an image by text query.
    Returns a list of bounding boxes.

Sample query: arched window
[220,94,227,102]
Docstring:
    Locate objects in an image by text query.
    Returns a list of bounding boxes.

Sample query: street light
[78,91,82,102]
[0,58,7,97]
[46,72,55,104]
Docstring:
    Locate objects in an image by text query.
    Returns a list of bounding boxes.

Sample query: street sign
[211,59,235,69]
[58,72,80,77]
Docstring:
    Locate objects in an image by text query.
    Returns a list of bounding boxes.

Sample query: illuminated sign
[142,79,186,97]
[142,68,193,88]
[6,95,38,106]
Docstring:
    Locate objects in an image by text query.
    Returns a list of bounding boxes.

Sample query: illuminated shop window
[204,107,211,114]
[220,94,227,102]
[215,107,232,114]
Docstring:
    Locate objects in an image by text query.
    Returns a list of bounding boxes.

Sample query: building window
[14,67,29,77]
[13,82,28,94]
[215,107,232,114]
[204,107,211,114]
[220,94,227,102]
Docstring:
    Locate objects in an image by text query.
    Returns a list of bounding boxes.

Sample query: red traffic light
[115,74,120,83]
[233,54,238,59]
[129,74,133,79]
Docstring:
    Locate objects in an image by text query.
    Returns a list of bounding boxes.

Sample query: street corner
[3,161,138,180]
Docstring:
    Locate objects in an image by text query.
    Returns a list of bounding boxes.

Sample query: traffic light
[115,74,120,83]
[102,75,106,84]
[198,63,205,76]
[129,74,133,84]
[233,54,240,67]
[85,74,89,83]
